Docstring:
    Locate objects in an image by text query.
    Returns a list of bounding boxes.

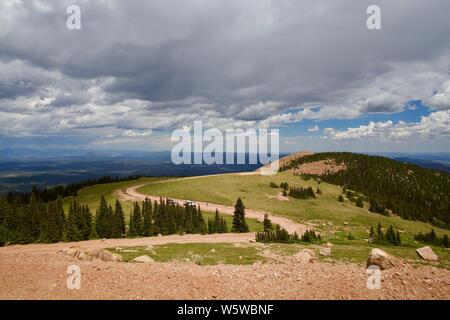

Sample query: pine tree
[396,231,401,245]
[112,199,125,238]
[95,196,110,238]
[132,202,142,236]
[443,234,449,248]
[232,198,249,233]
[66,201,81,241]
[79,205,92,240]
[142,198,153,236]
[356,197,364,208]
[376,222,383,240]
[263,214,272,231]
[369,226,375,242]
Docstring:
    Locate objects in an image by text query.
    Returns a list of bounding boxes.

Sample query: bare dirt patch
[291,159,346,175]
[268,192,289,201]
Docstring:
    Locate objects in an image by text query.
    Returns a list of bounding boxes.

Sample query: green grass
[63,177,158,214]
[107,243,266,265]
[137,172,450,244]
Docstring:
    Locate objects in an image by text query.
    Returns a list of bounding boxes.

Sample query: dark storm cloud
[0,0,449,143]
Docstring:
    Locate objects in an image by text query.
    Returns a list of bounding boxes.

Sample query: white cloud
[425,80,450,110]
[323,110,450,141]
[308,124,320,132]
[122,130,153,137]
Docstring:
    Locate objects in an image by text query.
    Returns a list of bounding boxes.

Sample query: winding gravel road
[119,182,310,235]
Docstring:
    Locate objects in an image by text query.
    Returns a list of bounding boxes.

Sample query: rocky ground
[0,239,449,300]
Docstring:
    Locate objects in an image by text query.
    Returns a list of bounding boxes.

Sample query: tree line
[255,225,321,244]
[369,222,401,246]
[0,193,251,246]
[415,229,449,248]
[3,175,142,203]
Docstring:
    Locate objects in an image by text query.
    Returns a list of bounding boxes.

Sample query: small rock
[416,246,438,261]
[294,249,316,263]
[319,247,331,256]
[131,255,155,263]
[325,242,334,247]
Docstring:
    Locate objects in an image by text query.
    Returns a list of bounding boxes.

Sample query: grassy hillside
[66,168,449,268]
[137,172,450,247]
[281,152,450,229]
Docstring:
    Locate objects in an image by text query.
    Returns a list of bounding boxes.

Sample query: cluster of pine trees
[256,225,321,243]
[280,152,450,229]
[369,223,401,246]
[0,192,239,246]
[207,210,228,234]
[94,197,126,239]
[0,194,64,245]
[415,229,449,248]
[288,186,316,199]
[368,199,388,215]
[340,188,365,208]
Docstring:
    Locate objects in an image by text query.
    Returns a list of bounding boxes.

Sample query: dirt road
[119,183,310,235]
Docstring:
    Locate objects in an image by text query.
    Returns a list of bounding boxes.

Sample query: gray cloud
[0,0,449,149]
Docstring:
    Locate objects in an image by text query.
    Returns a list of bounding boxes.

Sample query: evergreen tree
[66,201,81,241]
[369,226,375,242]
[132,202,143,236]
[356,197,364,208]
[112,199,125,238]
[263,214,272,231]
[338,195,344,203]
[443,234,449,248]
[95,196,110,238]
[232,198,249,233]
[142,198,153,236]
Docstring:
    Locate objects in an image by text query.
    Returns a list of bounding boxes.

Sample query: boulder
[62,246,122,262]
[294,249,316,263]
[82,249,122,262]
[367,248,398,270]
[319,247,331,256]
[416,246,438,261]
[62,246,86,259]
[131,255,155,263]
[325,242,334,247]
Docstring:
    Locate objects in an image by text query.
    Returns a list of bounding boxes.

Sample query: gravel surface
[0,239,449,300]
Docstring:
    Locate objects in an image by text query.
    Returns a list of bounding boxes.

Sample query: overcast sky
[0,0,449,153]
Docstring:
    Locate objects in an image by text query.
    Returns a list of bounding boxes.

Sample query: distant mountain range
[0,148,448,192]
